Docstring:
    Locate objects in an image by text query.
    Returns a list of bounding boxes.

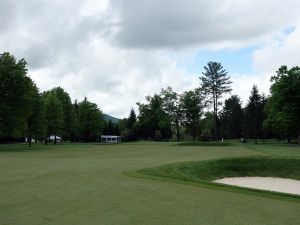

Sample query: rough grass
[138,157,300,183]
[0,141,300,225]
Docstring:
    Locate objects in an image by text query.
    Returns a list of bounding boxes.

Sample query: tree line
[122,64,300,144]
[0,52,115,145]
[1,52,300,145]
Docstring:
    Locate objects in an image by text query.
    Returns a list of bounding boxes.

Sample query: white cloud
[1,0,299,117]
[30,37,199,118]
[231,73,271,106]
[253,24,300,74]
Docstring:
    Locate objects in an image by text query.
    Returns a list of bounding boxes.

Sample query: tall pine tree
[200,62,232,141]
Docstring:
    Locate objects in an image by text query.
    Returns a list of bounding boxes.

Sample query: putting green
[0,142,300,225]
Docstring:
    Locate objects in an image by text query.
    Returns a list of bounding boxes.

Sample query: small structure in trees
[48,135,61,143]
[100,135,121,143]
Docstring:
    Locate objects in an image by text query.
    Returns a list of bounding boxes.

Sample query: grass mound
[139,157,300,181]
[177,141,234,147]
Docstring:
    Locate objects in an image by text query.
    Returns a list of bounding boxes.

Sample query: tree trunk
[28,129,32,147]
[214,97,218,141]
[54,135,57,145]
[45,136,48,145]
[192,124,196,141]
[176,125,180,142]
[298,133,300,145]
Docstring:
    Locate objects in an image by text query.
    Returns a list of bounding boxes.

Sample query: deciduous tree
[180,89,204,141]
[136,94,172,140]
[26,82,46,146]
[160,87,184,141]
[43,92,64,144]
[0,52,32,138]
[264,66,300,143]
[78,98,104,142]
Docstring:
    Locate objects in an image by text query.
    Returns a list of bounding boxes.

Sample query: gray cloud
[0,0,15,31]
[1,0,299,117]
[110,0,300,48]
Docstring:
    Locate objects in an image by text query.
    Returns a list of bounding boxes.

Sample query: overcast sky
[1,0,300,118]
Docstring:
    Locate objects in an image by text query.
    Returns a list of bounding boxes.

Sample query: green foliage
[127,108,137,130]
[43,92,64,142]
[136,94,172,140]
[243,85,266,143]
[103,119,120,135]
[69,99,80,142]
[200,62,232,140]
[220,95,243,139]
[199,112,214,141]
[160,87,184,141]
[26,82,46,146]
[77,98,104,142]
[180,89,204,141]
[0,52,32,137]
[118,118,128,130]
[264,66,300,143]
[118,109,137,141]
[50,87,75,139]
[1,52,300,146]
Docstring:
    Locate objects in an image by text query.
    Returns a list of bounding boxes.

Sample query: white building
[48,135,61,142]
[101,135,121,143]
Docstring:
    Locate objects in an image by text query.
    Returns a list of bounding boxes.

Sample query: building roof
[101,135,121,138]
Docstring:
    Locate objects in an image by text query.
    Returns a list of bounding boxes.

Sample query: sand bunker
[215,177,300,195]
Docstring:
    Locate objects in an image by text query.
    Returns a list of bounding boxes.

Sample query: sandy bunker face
[215,177,300,195]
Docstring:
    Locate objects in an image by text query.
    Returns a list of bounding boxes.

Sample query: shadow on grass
[0,142,101,152]
[176,141,236,147]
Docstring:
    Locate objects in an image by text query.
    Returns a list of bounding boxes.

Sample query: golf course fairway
[0,141,299,225]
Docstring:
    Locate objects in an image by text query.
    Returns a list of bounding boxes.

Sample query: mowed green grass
[0,142,300,225]
[137,157,300,198]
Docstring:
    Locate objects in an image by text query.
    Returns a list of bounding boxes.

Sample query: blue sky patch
[177,46,259,76]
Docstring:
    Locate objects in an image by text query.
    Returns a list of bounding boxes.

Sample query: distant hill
[103,113,121,124]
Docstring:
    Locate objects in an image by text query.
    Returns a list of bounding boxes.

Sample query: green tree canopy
[47,87,75,139]
[180,89,204,141]
[199,112,214,141]
[127,108,137,130]
[264,65,300,143]
[0,52,34,137]
[160,87,184,141]
[26,81,46,146]
[243,85,265,144]
[136,94,172,140]
[43,92,64,144]
[200,61,232,141]
[78,98,104,142]
[220,95,243,139]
